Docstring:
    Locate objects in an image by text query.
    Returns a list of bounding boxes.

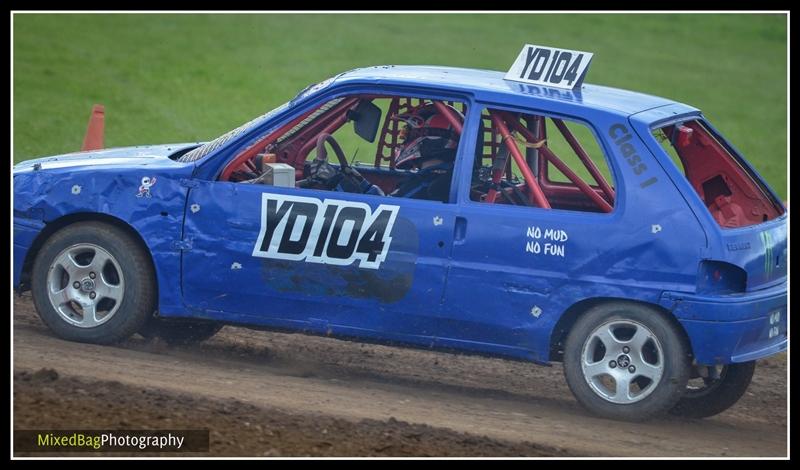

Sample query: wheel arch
[19,212,159,305]
[549,297,693,362]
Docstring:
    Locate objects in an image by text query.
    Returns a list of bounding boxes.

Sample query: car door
[181,182,459,338]
[179,94,465,340]
[439,103,626,358]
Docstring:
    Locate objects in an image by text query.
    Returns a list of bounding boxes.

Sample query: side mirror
[349,100,382,143]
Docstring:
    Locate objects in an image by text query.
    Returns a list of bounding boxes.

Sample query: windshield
[179,76,340,164]
[179,101,291,163]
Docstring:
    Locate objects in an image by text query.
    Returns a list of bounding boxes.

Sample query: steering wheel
[315,133,349,169]
[307,132,384,196]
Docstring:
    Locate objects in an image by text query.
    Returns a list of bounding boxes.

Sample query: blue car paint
[13,144,198,315]
[13,217,45,287]
[631,106,788,292]
[13,66,787,366]
[660,280,788,364]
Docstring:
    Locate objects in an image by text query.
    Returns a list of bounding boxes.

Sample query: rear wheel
[563,302,690,421]
[669,362,756,418]
[31,222,156,345]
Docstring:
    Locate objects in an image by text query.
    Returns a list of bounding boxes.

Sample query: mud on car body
[13,45,787,421]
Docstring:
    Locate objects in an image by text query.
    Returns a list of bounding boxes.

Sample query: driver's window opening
[223,94,467,204]
[653,120,784,228]
[471,108,616,213]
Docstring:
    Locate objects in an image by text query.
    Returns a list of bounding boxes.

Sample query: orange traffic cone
[81,104,105,151]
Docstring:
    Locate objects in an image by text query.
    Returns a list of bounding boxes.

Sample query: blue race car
[13,50,787,421]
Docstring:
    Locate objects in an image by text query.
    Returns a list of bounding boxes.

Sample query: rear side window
[470,107,616,214]
[654,120,783,228]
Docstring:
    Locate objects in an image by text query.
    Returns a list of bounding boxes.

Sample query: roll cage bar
[219,93,615,214]
[480,110,615,213]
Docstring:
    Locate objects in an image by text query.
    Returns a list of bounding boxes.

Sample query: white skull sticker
[136,176,157,198]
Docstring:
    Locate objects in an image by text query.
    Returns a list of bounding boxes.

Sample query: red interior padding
[663,122,782,228]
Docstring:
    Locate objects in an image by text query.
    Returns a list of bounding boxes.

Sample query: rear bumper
[661,282,787,365]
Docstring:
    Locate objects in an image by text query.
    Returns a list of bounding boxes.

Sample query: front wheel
[563,302,691,421]
[669,362,756,418]
[31,222,156,345]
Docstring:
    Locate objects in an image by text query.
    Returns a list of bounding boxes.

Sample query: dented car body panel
[13,66,787,366]
[13,144,198,315]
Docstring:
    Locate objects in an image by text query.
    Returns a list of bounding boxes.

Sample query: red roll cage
[220,95,616,214]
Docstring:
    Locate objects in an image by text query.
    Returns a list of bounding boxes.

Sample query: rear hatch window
[653,119,784,228]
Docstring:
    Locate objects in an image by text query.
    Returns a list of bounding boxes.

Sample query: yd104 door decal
[252,193,400,270]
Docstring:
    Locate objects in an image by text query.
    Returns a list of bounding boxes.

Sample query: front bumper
[661,281,788,365]
[13,216,45,289]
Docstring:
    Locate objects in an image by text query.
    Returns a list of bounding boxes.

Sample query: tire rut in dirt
[13,368,574,457]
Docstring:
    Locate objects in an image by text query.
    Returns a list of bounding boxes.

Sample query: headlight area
[696,260,747,295]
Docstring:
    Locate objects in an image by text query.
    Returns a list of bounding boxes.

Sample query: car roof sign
[505,44,593,90]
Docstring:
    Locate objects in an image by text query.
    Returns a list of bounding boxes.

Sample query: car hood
[13,143,202,173]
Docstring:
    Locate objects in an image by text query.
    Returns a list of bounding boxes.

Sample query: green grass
[13,13,787,197]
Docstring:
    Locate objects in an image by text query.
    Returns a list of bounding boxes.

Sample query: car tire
[563,302,690,422]
[668,361,756,419]
[31,221,156,345]
[138,318,223,346]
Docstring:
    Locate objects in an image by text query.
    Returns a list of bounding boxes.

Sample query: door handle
[454,216,467,245]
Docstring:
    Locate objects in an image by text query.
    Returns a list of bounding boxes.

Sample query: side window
[653,120,783,228]
[220,94,467,204]
[471,107,616,213]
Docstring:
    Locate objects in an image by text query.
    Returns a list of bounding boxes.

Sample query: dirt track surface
[13,294,787,457]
